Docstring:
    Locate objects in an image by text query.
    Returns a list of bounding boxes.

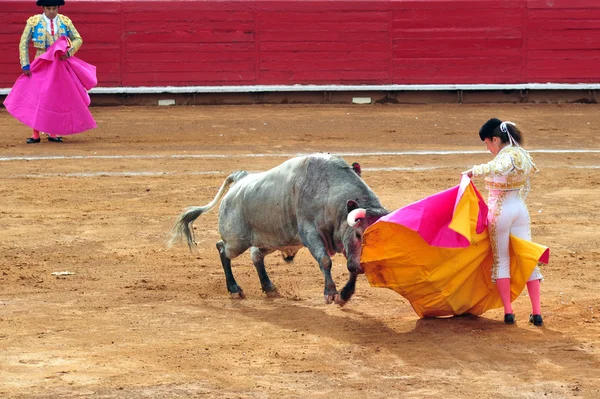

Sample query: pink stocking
[32,129,40,139]
[496,278,513,314]
[527,279,542,315]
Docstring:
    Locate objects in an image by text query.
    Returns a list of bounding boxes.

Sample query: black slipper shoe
[48,136,63,143]
[26,137,41,144]
[529,314,543,326]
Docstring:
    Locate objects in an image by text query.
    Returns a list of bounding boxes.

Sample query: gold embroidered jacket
[19,14,83,70]
[472,145,539,196]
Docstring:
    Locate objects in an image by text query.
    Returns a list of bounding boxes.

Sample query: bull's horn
[347,208,367,227]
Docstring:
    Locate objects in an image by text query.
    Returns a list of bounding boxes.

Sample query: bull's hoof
[324,293,338,304]
[230,290,245,299]
[265,288,280,298]
[334,295,348,307]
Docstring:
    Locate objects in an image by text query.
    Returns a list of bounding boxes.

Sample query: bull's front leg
[337,272,358,307]
[301,230,338,304]
[318,255,338,304]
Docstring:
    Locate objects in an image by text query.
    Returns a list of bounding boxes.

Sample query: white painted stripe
[1,149,599,163]
[5,165,600,179]
[3,83,600,95]
[8,171,223,178]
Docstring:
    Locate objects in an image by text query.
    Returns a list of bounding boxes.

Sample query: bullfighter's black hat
[37,0,65,6]
[478,118,502,141]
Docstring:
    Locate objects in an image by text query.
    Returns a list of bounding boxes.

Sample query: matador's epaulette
[58,14,72,24]
[26,15,41,27]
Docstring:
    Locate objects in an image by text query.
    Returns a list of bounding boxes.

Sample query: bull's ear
[347,200,359,213]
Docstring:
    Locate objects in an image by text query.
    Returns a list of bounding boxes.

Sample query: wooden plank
[122,71,256,85]
[391,56,519,68]
[125,21,255,32]
[259,41,389,52]
[126,51,255,63]
[57,13,120,23]
[393,38,523,51]
[1,0,120,13]
[258,11,388,23]
[257,1,388,12]
[391,28,523,40]
[391,0,522,10]
[394,47,522,58]
[0,73,23,87]
[124,11,254,22]
[528,9,600,20]
[527,58,600,70]
[74,51,122,63]
[527,0,600,9]
[124,61,255,73]
[123,1,255,13]
[258,21,388,32]
[528,40,600,50]
[124,31,255,44]
[260,59,388,71]
[393,9,523,26]
[260,51,389,62]
[526,69,600,80]
[391,64,522,84]
[126,42,255,53]
[528,20,600,32]
[528,31,600,45]
[259,31,388,42]
[528,49,600,59]
[258,70,389,84]
[92,63,121,75]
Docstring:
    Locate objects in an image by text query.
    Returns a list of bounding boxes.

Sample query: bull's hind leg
[250,247,278,297]
[216,240,245,299]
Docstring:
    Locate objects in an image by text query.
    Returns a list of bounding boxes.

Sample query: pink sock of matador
[496,278,513,314]
[527,279,542,315]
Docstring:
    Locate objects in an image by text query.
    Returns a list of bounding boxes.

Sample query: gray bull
[169,154,388,305]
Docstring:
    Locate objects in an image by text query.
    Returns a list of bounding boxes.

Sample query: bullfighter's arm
[60,15,83,57]
[19,17,36,70]
[472,152,514,177]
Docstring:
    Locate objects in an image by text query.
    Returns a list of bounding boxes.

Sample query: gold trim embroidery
[488,191,506,282]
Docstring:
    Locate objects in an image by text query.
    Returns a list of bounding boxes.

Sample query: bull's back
[218,157,307,248]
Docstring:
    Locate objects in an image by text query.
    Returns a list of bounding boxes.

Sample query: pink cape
[3,36,97,135]
[379,175,489,248]
[361,176,550,317]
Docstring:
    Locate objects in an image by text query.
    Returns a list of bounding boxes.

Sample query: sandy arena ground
[1,103,599,398]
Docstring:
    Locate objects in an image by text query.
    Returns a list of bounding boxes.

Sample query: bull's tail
[168,171,248,250]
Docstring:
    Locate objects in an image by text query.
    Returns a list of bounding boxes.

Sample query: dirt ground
[1,103,599,398]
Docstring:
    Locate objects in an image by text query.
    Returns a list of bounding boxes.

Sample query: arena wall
[1,0,599,102]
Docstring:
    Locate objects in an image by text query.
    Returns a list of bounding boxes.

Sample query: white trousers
[487,190,543,282]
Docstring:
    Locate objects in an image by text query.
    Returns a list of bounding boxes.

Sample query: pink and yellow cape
[4,36,97,135]
[361,176,550,318]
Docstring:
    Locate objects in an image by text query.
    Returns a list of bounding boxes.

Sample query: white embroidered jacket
[472,145,539,198]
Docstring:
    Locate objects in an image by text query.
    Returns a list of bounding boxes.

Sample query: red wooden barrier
[1,0,599,88]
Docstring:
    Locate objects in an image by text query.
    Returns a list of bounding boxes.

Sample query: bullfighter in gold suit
[18,0,83,143]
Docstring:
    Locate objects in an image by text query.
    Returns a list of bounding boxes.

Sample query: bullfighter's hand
[60,54,69,60]
[23,70,31,77]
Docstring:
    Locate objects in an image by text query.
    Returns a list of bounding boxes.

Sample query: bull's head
[343,200,374,274]
[336,199,387,306]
